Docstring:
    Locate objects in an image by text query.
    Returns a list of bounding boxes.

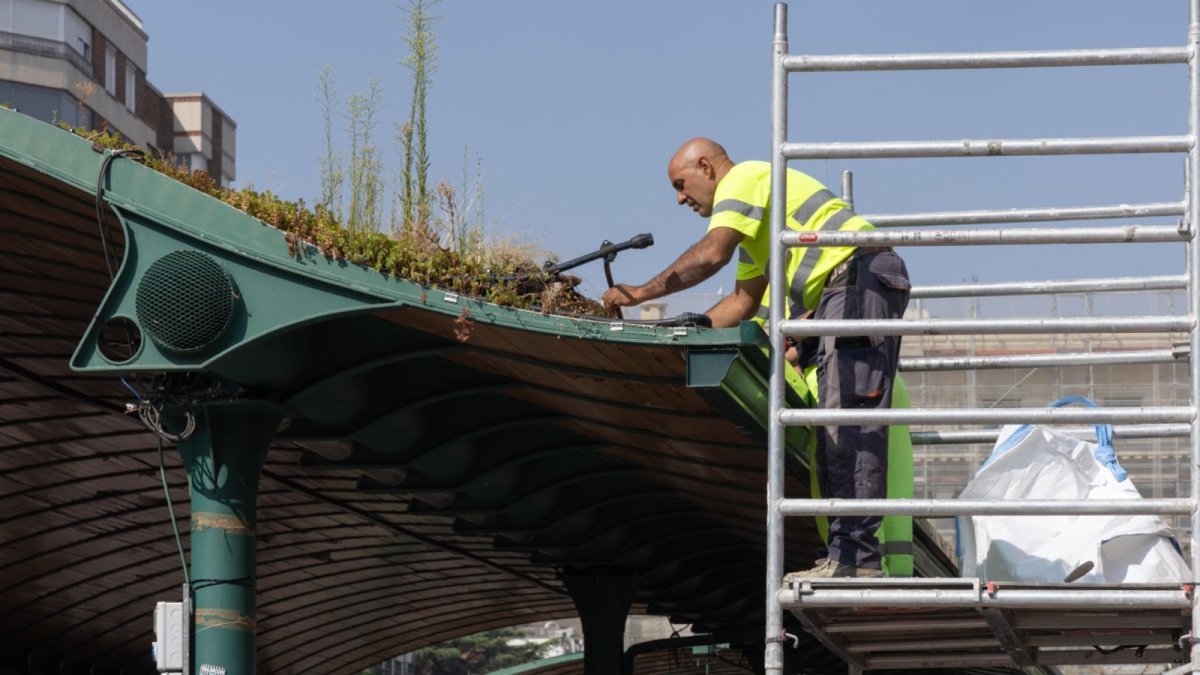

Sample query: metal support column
[765,4,789,674]
[178,401,284,675]
[561,571,641,675]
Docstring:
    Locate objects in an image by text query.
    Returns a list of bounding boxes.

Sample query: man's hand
[599,228,744,316]
[602,283,642,314]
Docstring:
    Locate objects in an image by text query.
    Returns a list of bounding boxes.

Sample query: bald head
[669,137,731,173]
[667,137,735,218]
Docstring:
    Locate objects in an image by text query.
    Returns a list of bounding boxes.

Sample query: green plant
[316,65,344,215]
[410,627,562,675]
[64,124,603,316]
[399,0,437,234]
[345,76,384,231]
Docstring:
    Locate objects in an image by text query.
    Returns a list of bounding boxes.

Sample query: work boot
[783,558,883,582]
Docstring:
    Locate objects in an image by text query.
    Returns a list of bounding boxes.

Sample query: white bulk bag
[957,396,1189,584]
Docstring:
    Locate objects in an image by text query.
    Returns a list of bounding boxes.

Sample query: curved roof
[0,110,956,675]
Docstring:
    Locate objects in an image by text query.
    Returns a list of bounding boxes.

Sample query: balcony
[0,30,92,77]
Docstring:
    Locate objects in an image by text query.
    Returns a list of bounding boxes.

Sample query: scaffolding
[763,2,1200,673]
[902,286,1192,540]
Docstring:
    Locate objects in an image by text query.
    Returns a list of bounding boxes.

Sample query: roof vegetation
[73,125,603,316]
[63,0,606,317]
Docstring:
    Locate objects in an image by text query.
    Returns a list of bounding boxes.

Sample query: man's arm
[601,227,743,311]
[705,275,767,328]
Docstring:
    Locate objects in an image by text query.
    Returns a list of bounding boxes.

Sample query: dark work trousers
[814,250,911,569]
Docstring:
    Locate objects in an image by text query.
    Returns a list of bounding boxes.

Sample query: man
[602,137,910,578]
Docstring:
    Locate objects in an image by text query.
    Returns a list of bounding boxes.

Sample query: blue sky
[133,1,1192,309]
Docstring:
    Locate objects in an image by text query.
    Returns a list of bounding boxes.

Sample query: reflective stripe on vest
[788,200,861,315]
[713,198,765,222]
[793,188,836,226]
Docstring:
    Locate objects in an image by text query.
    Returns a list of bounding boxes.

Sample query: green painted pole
[178,401,283,675]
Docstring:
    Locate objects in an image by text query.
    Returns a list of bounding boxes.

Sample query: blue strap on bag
[981,395,1126,481]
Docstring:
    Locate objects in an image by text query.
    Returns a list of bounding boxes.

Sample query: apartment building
[0,0,235,184]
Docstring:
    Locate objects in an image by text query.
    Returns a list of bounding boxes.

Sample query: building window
[65,7,92,60]
[172,153,208,174]
[10,0,60,41]
[124,64,135,113]
[104,48,116,96]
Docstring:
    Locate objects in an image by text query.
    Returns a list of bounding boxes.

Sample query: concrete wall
[0,48,152,145]
[167,93,236,184]
[62,0,144,70]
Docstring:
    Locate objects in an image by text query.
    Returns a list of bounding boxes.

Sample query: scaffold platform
[780,577,1192,671]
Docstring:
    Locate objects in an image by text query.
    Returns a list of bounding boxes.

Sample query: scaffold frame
[763,2,1200,673]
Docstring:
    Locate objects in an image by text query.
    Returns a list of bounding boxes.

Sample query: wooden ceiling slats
[0,132,874,675]
[0,156,103,222]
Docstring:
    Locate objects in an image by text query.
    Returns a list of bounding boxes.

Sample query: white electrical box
[153,601,184,672]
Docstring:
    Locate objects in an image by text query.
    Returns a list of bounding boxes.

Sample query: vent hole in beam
[98,316,142,364]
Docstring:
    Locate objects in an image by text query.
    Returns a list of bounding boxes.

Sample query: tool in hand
[543,233,654,319]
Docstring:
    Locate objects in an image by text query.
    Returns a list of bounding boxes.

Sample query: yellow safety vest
[707,161,873,321]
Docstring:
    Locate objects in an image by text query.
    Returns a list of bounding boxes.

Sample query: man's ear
[697,156,715,179]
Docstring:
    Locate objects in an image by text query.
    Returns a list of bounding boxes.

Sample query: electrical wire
[1093,644,1147,657]
[158,433,190,587]
[120,376,143,401]
[190,578,253,592]
[130,376,260,593]
[138,401,196,443]
[93,147,145,281]
[94,147,147,360]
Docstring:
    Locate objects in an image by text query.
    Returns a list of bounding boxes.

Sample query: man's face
[668,158,716,218]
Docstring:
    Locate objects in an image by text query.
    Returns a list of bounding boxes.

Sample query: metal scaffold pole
[764,1,1200,672]
[764,4,788,674]
[1186,1,1200,671]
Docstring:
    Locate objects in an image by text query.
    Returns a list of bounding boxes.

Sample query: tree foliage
[410,627,558,675]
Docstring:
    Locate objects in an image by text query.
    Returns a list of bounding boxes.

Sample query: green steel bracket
[684,345,814,468]
[0,112,762,377]
[685,348,744,389]
[69,206,386,373]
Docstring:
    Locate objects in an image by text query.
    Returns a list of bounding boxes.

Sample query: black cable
[1092,644,1146,657]
[157,433,190,587]
[190,578,253,592]
[94,146,147,359]
[93,146,145,281]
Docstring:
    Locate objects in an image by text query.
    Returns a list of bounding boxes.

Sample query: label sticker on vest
[200,665,226,675]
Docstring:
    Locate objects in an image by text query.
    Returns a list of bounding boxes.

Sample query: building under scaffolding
[907,290,1192,534]
[648,286,1193,543]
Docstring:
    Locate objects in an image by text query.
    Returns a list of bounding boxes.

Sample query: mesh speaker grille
[135,250,235,354]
